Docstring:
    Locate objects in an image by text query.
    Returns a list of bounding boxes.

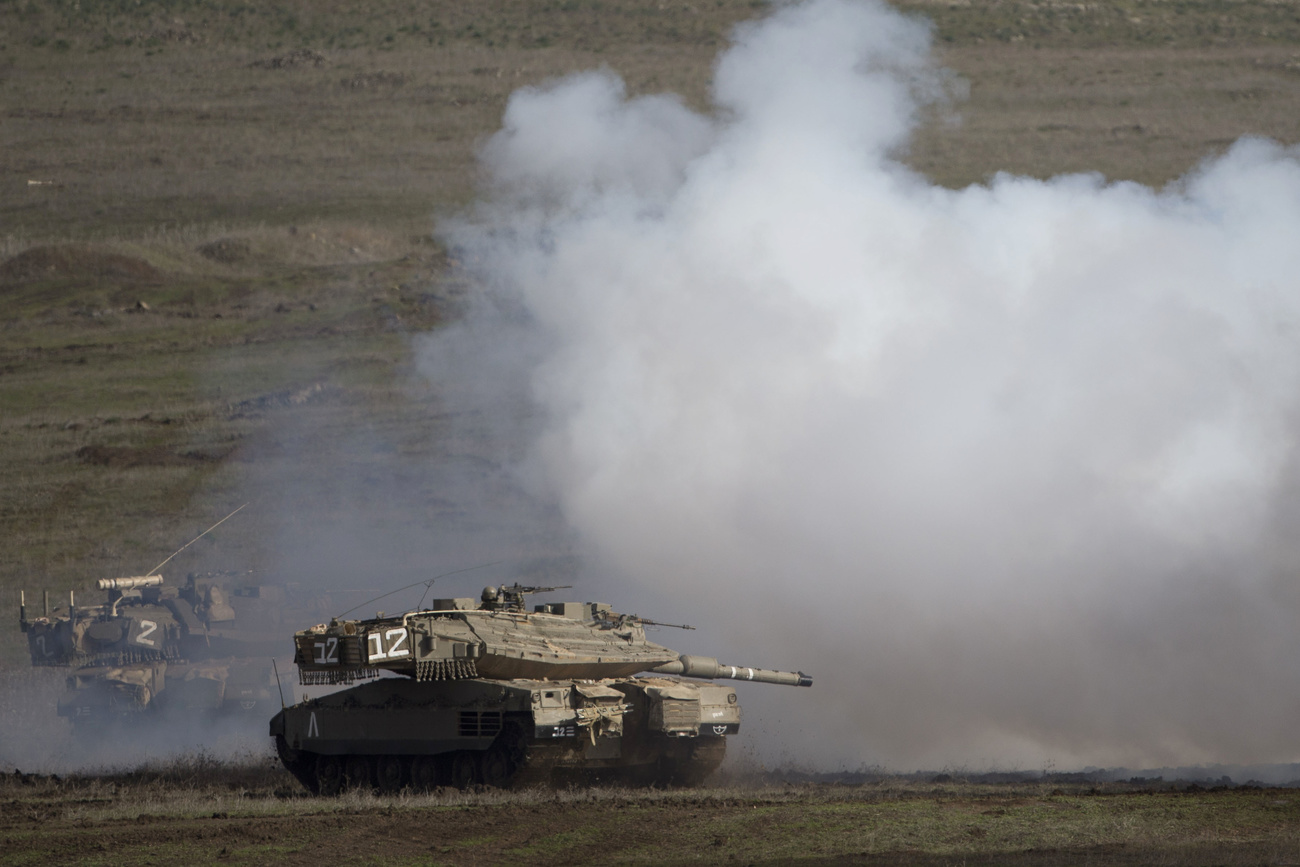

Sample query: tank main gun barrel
[96,575,164,591]
[653,654,813,687]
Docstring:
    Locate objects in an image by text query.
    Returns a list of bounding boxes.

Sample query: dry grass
[2,1,760,240]
[3,761,1300,864]
[915,43,1300,187]
[4,1,1300,241]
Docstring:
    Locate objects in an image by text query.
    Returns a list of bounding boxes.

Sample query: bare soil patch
[74,444,228,469]
[0,246,161,288]
[196,238,252,264]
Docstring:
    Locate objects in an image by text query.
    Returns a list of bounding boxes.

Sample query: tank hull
[270,675,739,792]
[57,657,278,724]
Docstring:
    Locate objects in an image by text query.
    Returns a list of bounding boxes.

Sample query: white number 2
[385,628,409,658]
[136,620,158,647]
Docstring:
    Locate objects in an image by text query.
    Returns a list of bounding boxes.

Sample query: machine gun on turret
[479,583,574,611]
[595,610,695,631]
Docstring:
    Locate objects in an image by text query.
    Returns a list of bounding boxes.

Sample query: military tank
[271,583,811,792]
[19,571,332,726]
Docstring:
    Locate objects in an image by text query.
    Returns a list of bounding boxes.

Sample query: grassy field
[5,0,1300,238]
[4,761,1300,865]
[3,0,1300,858]
[3,2,1299,619]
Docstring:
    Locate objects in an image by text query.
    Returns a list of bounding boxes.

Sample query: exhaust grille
[458,710,503,738]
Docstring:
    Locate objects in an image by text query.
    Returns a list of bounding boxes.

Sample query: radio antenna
[147,503,249,576]
[271,658,287,709]
[336,560,506,619]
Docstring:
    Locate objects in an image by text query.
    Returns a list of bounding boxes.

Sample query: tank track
[274,728,726,794]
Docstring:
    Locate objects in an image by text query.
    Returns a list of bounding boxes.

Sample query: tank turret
[20,577,173,669]
[292,583,811,688]
[272,585,811,793]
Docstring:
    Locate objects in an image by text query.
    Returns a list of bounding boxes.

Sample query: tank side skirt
[272,675,746,790]
[286,737,494,757]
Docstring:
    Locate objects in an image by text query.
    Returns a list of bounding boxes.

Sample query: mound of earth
[0,246,161,287]
[197,237,252,263]
[76,445,226,468]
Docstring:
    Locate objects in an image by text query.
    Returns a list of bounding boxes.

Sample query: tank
[18,571,332,726]
[270,584,812,792]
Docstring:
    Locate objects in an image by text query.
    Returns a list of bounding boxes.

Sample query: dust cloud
[0,666,276,773]
[421,0,1300,770]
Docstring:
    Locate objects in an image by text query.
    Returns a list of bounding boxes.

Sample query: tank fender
[622,678,742,737]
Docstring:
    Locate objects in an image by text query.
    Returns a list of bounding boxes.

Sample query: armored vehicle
[271,584,811,792]
[19,571,331,726]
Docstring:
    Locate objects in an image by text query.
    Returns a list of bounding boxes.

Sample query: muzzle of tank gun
[653,654,813,687]
[96,575,164,591]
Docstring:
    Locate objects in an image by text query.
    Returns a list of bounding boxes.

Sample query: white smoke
[422,0,1300,770]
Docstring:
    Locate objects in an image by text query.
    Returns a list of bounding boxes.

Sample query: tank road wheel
[344,755,375,793]
[376,756,407,794]
[449,751,479,789]
[480,720,528,788]
[411,755,442,791]
[316,755,344,796]
[480,744,513,788]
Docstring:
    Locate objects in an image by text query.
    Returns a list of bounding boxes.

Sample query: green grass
[505,825,605,858]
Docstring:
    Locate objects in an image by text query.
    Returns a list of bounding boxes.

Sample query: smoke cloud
[423,0,1300,770]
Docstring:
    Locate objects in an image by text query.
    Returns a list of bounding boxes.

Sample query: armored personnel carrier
[271,584,811,792]
[19,571,331,726]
